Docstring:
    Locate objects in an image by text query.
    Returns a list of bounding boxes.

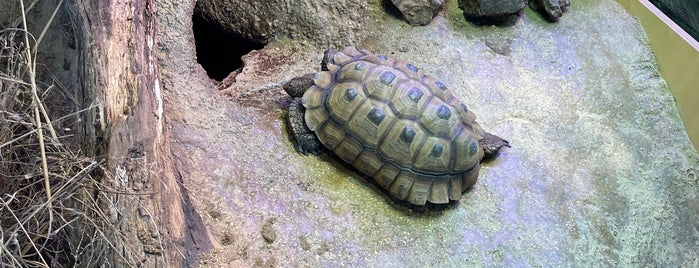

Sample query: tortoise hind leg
[481,132,510,161]
[288,98,326,155]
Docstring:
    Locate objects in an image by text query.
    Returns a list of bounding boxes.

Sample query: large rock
[529,0,570,21]
[458,0,569,25]
[156,0,699,266]
[390,0,445,26]
[194,0,369,46]
[458,0,527,25]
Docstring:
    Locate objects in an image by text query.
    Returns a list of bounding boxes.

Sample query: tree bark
[71,0,214,266]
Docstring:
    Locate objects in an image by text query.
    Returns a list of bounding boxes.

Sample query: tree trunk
[69,0,213,266]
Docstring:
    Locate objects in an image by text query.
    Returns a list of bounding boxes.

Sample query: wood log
[67,0,214,265]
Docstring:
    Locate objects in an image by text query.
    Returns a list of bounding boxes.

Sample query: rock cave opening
[192,13,265,81]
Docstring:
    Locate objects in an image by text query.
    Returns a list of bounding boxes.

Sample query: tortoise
[283,46,510,206]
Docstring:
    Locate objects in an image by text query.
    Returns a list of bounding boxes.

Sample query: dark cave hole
[192,13,265,81]
[381,0,404,21]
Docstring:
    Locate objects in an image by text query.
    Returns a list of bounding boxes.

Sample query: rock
[260,218,277,243]
[529,0,570,21]
[458,0,527,25]
[390,0,445,26]
[193,0,369,46]
[160,0,699,266]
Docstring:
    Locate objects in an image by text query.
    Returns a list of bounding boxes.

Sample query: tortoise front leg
[288,98,326,155]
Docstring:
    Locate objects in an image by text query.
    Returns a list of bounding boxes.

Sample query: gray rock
[458,0,527,25]
[194,0,369,46]
[529,0,570,21]
[159,0,699,265]
[390,0,445,26]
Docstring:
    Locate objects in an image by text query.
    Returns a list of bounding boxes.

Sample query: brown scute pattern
[413,137,452,171]
[316,121,344,150]
[302,46,486,205]
[334,136,363,163]
[378,120,425,167]
[374,163,401,188]
[429,179,451,204]
[325,82,366,124]
[345,102,394,148]
[353,151,385,176]
[418,97,461,138]
[389,80,428,120]
[389,172,416,200]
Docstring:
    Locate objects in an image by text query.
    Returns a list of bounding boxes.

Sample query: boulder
[458,0,527,25]
[530,0,571,21]
[390,0,445,26]
[194,0,369,46]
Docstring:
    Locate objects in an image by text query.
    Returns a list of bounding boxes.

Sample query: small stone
[260,218,277,243]
[299,236,311,251]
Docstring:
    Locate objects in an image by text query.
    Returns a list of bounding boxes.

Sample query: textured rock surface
[193,0,369,46]
[390,0,445,25]
[530,0,571,20]
[458,0,527,24]
[157,0,699,266]
[0,1,20,27]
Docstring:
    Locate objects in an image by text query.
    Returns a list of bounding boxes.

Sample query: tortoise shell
[302,47,487,206]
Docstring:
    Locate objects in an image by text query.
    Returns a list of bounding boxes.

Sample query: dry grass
[1,1,137,267]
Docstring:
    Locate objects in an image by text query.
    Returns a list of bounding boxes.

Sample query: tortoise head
[283,74,315,98]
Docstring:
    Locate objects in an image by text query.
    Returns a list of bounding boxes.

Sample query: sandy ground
[155,0,699,266]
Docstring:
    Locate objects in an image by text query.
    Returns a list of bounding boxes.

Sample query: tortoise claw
[481,132,510,161]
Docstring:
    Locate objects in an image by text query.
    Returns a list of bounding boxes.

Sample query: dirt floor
[152,0,699,266]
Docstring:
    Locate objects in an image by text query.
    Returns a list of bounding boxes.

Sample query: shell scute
[363,66,405,102]
[353,151,385,177]
[304,107,328,132]
[332,52,355,66]
[422,75,456,102]
[345,102,394,148]
[334,136,363,164]
[378,120,426,167]
[338,61,374,83]
[389,172,416,200]
[326,81,366,124]
[429,179,450,204]
[316,121,344,150]
[418,98,461,138]
[374,164,401,188]
[452,128,483,172]
[313,71,334,89]
[413,137,452,172]
[392,61,424,80]
[388,80,429,120]
[408,178,431,206]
